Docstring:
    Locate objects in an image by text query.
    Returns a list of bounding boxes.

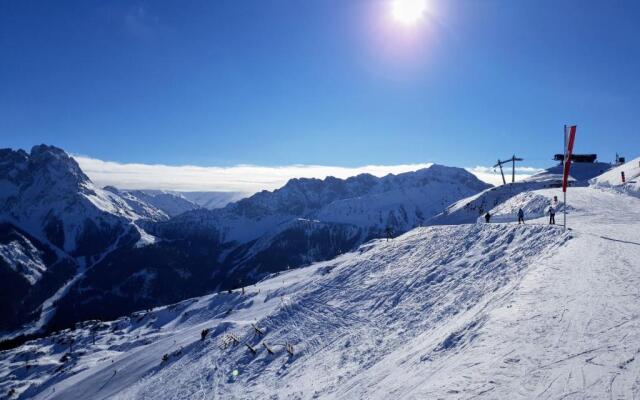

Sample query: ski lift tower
[493,155,524,185]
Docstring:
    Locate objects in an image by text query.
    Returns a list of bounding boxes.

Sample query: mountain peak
[30,144,68,158]
[28,144,90,188]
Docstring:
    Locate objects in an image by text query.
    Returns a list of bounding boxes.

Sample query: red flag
[562,125,577,192]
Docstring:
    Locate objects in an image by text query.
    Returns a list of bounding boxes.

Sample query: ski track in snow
[1,186,640,399]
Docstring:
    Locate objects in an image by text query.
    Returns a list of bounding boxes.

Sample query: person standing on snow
[385,226,394,242]
[548,206,556,225]
[484,212,491,223]
[517,208,525,224]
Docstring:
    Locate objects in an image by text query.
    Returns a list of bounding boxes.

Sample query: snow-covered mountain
[102,187,171,221]
[0,223,77,333]
[0,146,150,258]
[117,190,201,217]
[131,164,490,292]
[215,165,491,279]
[179,191,248,209]
[4,170,640,399]
[0,146,161,337]
[101,189,245,218]
[44,164,490,335]
[0,146,491,342]
[155,164,490,244]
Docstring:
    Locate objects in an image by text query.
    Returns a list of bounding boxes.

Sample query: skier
[517,208,525,224]
[484,212,491,223]
[548,206,556,225]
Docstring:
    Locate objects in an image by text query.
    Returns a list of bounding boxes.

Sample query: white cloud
[74,156,434,193]
[74,156,543,193]
[465,166,544,186]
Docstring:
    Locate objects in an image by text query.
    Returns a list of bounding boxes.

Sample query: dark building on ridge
[553,154,598,163]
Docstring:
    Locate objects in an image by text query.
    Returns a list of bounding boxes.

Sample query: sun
[391,0,428,25]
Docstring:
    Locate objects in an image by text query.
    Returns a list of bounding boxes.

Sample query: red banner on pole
[562,125,577,192]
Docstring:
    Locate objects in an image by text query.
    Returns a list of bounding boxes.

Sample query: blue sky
[1,0,639,185]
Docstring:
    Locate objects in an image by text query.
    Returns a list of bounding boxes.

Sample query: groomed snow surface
[591,156,640,197]
[2,185,640,399]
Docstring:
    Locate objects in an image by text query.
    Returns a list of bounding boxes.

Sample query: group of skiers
[484,205,556,225]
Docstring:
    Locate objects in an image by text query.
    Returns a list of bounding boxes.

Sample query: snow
[0,218,570,399]
[0,146,156,256]
[526,161,611,183]
[162,164,490,246]
[428,181,550,225]
[590,156,640,197]
[176,191,248,210]
[314,182,474,232]
[118,190,200,218]
[19,228,135,339]
[0,146,175,342]
[102,187,170,222]
[0,237,46,285]
[409,187,640,398]
[3,167,640,399]
[2,149,491,345]
[429,161,611,226]
[482,191,569,223]
[134,226,157,248]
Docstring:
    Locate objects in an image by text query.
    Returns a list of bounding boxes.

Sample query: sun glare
[391,0,428,25]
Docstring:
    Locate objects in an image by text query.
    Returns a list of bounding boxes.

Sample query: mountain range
[0,145,490,343]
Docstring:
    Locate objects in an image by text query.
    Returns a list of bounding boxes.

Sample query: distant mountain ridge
[101,189,248,218]
[176,191,248,209]
[155,164,490,244]
[104,187,200,219]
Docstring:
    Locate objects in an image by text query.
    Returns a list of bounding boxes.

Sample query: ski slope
[2,185,640,399]
[416,187,640,398]
[591,156,640,197]
[428,161,609,226]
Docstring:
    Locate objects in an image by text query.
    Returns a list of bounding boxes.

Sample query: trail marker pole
[564,124,567,230]
[561,125,577,231]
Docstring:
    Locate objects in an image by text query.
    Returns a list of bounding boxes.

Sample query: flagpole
[563,124,567,231]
